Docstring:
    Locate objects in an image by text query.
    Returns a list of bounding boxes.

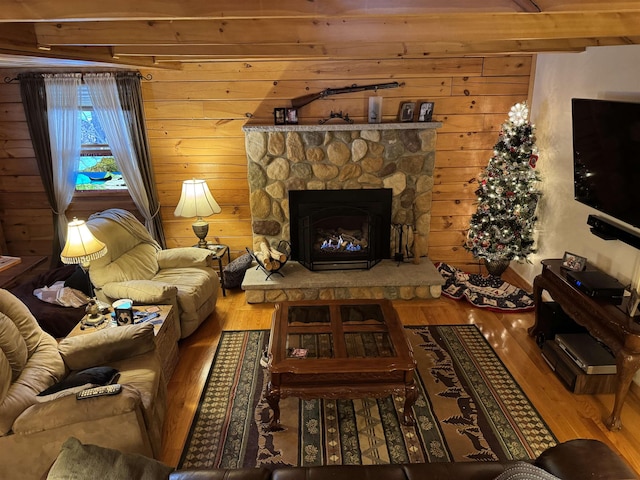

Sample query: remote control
[76,384,122,400]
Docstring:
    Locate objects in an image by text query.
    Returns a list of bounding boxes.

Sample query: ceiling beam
[33,12,640,48]
[0,44,180,69]
[113,36,639,61]
[0,0,569,22]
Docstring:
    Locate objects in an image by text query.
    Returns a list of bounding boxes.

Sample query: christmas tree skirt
[435,262,535,312]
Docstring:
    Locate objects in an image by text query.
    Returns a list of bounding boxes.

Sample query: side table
[67,304,179,384]
[530,259,640,431]
[196,243,231,296]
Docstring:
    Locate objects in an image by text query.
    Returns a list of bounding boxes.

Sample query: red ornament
[529,154,538,168]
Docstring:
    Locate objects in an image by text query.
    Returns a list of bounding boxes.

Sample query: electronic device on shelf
[565,270,625,304]
[554,333,616,375]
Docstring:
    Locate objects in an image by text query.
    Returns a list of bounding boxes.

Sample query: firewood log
[259,242,272,260]
[254,251,273,270]
[269,247,287,262]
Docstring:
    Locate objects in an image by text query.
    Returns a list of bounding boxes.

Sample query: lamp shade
[60,217,107,265]
[174,179,221,218]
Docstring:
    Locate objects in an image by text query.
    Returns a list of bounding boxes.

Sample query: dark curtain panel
[17,73,62,268]
[115,72,166,248]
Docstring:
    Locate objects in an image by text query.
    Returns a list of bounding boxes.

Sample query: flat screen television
[572,98,640,229]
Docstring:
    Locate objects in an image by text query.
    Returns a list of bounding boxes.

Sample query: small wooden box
[542,340,616,395]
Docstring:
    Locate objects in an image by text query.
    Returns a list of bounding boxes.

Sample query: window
[76,85,127,191]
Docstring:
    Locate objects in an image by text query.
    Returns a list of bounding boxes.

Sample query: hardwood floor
[159,274,640,475]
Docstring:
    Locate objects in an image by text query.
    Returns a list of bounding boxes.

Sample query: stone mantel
[243,121,442,133]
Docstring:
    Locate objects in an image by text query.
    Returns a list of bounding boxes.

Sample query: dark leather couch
[169,439,638,480]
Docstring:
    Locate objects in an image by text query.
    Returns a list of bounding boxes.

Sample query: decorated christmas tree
[464,102,541,273]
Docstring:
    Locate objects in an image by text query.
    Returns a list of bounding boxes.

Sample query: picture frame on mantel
[399,102,415,122]
[286,108,299,124]
[273,108,286,125]
[418,102,434,122]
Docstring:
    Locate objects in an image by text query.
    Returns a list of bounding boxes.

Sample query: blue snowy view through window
[76,87,126,190]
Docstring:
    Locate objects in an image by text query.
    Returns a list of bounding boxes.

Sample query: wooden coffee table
[264,299,417,431]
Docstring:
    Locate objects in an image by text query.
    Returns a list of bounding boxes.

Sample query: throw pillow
[494,462,562,480]
[37,366,119,402]
[47,437,173,480]
[222,252,253,289]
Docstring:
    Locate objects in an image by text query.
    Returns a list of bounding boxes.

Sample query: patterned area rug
[178,326,556,469]
[436,262,535,312]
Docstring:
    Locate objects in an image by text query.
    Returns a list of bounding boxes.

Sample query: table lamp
[174,178,221,248]
[60,217,108,325]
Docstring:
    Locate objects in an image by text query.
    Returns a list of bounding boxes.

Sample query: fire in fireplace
[289,189,392,271]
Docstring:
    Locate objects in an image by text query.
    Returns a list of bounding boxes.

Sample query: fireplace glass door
[290,189,392,271]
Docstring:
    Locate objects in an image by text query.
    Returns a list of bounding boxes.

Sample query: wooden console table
[530,259,640,430]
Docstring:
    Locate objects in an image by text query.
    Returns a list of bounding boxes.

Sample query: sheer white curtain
[44,73,82,246]
[83,73,153,230]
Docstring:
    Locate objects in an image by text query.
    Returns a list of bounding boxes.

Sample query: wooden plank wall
[0,54,532,270]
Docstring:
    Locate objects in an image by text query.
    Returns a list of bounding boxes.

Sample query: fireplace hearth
[290,189,392,271]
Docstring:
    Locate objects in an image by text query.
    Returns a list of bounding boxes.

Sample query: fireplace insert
[289,189,392,271]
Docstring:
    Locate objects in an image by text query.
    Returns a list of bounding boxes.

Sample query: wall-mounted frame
[561,251,587,271]
[418,102,434,122]
[399,102,415,122]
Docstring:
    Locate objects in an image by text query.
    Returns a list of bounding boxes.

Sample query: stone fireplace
[242,122,444,303]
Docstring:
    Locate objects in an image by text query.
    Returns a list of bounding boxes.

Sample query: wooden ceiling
[2,0,640,69]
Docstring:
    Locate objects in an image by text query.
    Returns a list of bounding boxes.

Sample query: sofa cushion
[46,437,173,480]
[101,280,178,305]
[0,289,48,356]
[58,323,156,371]
[36,366,119,402]
[157,247,213,269]
[87,214,161,288]
[13,383,142,435]
[154,267,217,312]
[0,352,11,404]
[0,311,28,381]
[0,333,65,436]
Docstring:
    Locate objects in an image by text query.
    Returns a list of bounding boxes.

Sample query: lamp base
[192,218,210,248]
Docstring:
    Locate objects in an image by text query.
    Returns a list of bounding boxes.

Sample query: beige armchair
[86,209,220,338]
[0,289,166,480]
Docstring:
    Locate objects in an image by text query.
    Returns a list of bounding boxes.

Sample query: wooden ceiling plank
[0,0,552,22]
[33,12,640,47]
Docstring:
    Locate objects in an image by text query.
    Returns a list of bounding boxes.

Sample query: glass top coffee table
[264,299,417,431]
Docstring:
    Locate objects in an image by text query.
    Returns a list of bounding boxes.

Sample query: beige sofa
[0,289,166,480]
[86,209,220,338]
